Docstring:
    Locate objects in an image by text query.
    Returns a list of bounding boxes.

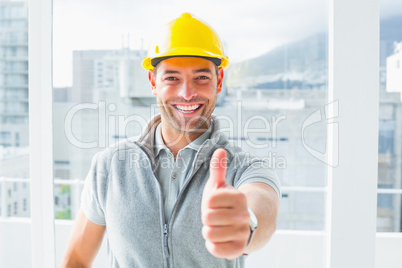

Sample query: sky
[52,0,402,87]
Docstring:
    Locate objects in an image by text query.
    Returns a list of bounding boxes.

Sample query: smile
[173,104,203,113]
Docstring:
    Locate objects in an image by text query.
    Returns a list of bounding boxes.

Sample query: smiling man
[149,56,223,157]
[61,13,281,268]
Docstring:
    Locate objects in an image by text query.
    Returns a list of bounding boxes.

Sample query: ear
[148,70,157,95]
[216,68,224,94]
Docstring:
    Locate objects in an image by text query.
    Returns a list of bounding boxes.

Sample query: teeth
[175,104,200,112]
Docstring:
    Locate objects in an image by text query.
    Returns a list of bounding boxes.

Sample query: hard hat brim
[142,46,230,71]
[151,56,221,69]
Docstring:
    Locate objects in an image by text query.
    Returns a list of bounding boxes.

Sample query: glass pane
[0,0,31,266]
[53,0,328,266]
[278,192,326,230]
[378,0,402,232]
[377,193,402,232]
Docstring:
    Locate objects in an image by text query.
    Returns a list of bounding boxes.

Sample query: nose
[178,80,197,101]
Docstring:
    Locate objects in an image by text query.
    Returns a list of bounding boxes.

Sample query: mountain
[380,16,402,67]
[226,15,402,90]
[226,33,327,90]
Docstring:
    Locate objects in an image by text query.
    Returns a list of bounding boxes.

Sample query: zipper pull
[163,223,170,258]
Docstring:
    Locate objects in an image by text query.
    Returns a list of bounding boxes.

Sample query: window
[378,0,402,233]
[13,201,17,215]
[10,6,24,19]
[0,131,11,140]
[0,6,7,18]
[50,0,331,267]
[10,19,27,28]
[15,132,20,147]
[378,120,395,154]
[14,0,401,267]
[54,0,329,231]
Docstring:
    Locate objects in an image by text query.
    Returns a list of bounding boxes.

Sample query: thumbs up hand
[201,149,251,260]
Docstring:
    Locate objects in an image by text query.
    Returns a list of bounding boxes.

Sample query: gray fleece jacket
[81,114,281,268]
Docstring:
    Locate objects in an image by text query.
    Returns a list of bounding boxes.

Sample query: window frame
[29,0,55,267]
[324,0,379,267]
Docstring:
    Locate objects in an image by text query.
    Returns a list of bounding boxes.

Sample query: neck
[160,120,210,158]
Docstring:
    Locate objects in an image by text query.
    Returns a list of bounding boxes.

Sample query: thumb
[208,148,228,189]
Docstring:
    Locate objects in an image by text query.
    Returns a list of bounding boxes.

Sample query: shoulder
[89,136,142,175]
[226,145,282,197]
[220,140,257,164]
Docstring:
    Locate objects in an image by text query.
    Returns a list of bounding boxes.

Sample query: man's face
[148,57,224,134]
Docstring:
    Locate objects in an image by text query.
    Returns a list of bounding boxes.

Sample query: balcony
[1,218,402,267]
[1,177,402,267]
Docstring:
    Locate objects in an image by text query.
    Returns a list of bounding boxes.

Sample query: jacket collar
[136,114,233,172]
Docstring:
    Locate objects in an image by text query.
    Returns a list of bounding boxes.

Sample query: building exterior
[72,50,111,103]
[377,91,402,232]
[72,48,151,104]
[0,0,30,218]
[0,147,29,217]
[0,0,29,146]
[53,86,72,103]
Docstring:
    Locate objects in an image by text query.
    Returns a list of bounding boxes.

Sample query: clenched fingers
[202,207,249,226]
[202,225,250,243]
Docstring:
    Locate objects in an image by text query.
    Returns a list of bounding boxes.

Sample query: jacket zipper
[134,142,172,266]
[167,148,205,228]
[134,140,221,267]
[133,142,170,265]
[161,147,205,263]
[163,223,170,258]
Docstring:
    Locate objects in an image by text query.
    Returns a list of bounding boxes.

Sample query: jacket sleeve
[80,152,108,225]
[233,156,282,198]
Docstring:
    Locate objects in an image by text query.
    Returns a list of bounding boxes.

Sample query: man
[61,13,281,268]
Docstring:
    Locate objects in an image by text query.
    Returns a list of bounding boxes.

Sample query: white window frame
[325,0,379,267]
[29,0,55,267]
[28,0,382,267]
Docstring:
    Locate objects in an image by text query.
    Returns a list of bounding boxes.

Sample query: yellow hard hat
[142,12,230,71]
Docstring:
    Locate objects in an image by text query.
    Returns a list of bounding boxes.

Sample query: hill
[226,16,402,90]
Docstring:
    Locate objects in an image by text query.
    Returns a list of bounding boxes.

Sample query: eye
[197,75,210,80]
[165,76,178,81]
